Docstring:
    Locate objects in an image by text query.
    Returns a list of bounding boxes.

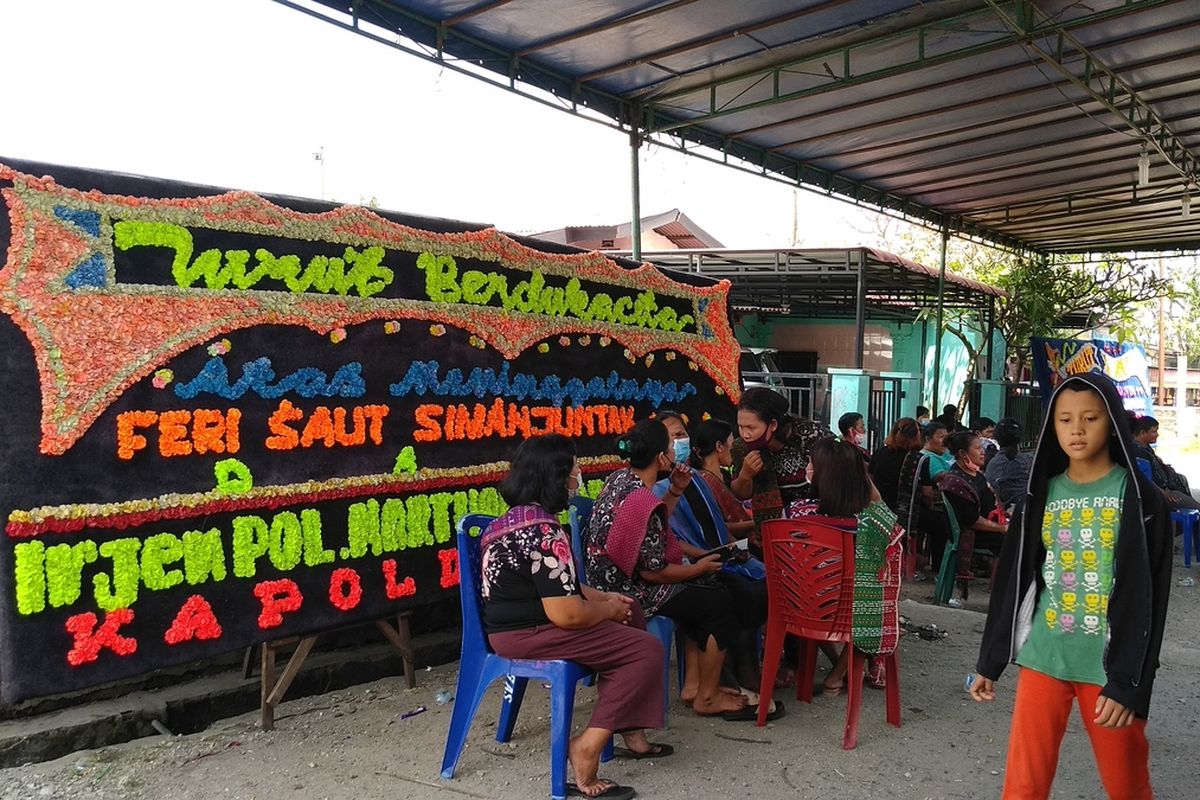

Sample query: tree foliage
[858,217,1173,389]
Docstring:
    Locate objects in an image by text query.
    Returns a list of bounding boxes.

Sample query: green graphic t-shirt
[1016,465,1126,685]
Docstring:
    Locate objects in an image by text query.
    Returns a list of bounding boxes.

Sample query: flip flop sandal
[566,780,637,800]
[612,743,674,760]
[721,700,786,722]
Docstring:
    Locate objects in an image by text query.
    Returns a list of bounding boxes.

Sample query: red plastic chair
[756,516,901,749]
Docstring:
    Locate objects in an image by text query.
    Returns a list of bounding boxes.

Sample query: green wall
[735,316,1002,412]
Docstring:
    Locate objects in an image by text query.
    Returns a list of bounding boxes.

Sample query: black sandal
[566,779,637,799]
[612,743,674,760]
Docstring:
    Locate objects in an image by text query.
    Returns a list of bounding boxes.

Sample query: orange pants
[1002,667,1153,799]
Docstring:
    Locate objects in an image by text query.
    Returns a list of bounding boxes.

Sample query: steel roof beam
[765,41,1199,153]
[985,0,1198,183]
[441,0,516,27]
[1035,227,1200,251]
[579,0,858,84]
[995,198,1194,232]
[950,173,1186,216]
[644,0,1180,135]
[865,113,1200,185]
[960,174,1187,218]
[883,124,1200,197]
[832,75,1200,169]
[637,128,1031,251]
[979,191,1193,229]
[515,1,702,56]
[1008,210,1200,241]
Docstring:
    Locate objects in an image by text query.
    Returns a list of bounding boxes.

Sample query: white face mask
[568,471,583,496]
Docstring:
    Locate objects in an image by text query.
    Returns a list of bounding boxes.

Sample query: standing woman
[585,420,749,718]
[482,434,668,800]
[937,430,1008,608]
[730,387,831,546]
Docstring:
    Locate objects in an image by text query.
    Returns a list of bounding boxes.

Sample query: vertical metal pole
[931,227,949,409]
[1157,259,1167,405]
[630,130,643,261]
[920,315,928,405]
[854,249,867,369]
[985,295,996,380]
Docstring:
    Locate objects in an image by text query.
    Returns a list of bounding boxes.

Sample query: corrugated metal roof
[608,247,1004,320]
[284,0,1200,254]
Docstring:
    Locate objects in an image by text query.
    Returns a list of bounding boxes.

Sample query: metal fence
[967,381,1044,449]
[741,371,830,427]
[867,375,907,452]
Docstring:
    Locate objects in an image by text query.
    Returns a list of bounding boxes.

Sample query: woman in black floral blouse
[483,435,669,800]
[585,420,751,719]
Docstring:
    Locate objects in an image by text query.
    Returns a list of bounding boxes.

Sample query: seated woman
[897,421,953,578]
[794,437,904,693]
[652,416,773,709]
[585,419,752,719]
[730,387,831,544]
[687,417,758,545]
[481,434,669,800]
[938,430,1009,608]
[870,417,922,514]
[837,411,871,464]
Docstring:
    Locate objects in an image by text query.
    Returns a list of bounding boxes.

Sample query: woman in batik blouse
[482,434,670,800]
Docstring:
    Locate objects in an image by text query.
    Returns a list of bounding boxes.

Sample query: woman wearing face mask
[937,430,1008,608]
[689,418,756,540]
[838,412,871,463]
[650,417,778,715]
[730,388,831,546]
[585,420,752,718]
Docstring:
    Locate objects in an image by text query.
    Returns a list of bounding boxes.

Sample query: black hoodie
[975,373,1172,717]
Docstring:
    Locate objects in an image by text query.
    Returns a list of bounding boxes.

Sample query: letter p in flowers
[253,579,303,629]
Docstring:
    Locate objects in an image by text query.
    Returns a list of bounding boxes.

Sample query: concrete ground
[1,556,1198,800]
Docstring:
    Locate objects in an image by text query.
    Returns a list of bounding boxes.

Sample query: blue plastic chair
[1171,508,1200,567]
[1136,457,1154,483]
[1139,459,1200,566]
[440,514,609,800]
[569,497,683,727]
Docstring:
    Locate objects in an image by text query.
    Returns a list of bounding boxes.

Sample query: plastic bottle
[964,673,976,692]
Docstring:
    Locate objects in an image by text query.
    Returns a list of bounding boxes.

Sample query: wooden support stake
[258,613,417,730]
[374,612,417,688]
[260,636,317,731]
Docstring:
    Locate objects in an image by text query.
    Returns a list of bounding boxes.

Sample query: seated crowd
[474,389,1161,798]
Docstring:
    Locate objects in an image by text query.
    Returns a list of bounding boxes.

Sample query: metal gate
[867,375,906,452]
[741,371,830,427]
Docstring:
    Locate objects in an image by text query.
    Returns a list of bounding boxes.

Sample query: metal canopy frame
[610,246,1002,373]
[280,0,1200,255]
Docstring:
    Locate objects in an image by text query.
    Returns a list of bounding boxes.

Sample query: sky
[0,0,881,248]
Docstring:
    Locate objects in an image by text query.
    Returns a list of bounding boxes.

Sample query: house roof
[534,208,724,249]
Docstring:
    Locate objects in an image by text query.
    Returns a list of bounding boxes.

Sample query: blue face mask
[672,437,691,465]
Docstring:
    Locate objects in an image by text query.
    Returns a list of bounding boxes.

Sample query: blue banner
[1031,338,1153,414]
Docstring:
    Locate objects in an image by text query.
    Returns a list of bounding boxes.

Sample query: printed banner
[1031,337,1152,413]
[0,159,738,702]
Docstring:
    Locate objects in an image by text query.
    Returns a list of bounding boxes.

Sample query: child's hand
[969,674,996,703]
[1094,695,1135,728]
